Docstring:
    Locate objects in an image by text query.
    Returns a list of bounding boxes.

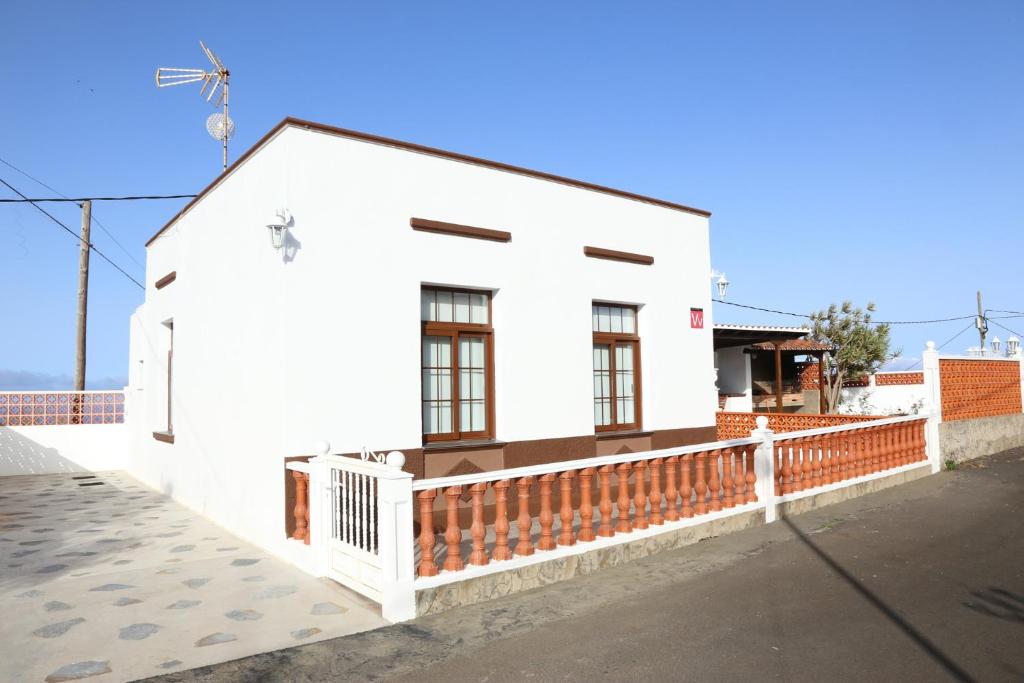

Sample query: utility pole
[976,290,988,354]
[74,200,91,391]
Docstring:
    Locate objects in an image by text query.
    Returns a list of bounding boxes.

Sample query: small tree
[809,301,895,413]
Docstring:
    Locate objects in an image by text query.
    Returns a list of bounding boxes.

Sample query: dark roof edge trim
[146,117,711,247]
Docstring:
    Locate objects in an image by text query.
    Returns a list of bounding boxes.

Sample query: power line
[712,298,976,326]
[0,156,145,271]
[0,194,196,203]
[989,319,1022,339]
[0,177,144,290]
[904,320,977,369]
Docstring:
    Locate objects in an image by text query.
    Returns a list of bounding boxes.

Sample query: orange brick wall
[939,359,1022,422]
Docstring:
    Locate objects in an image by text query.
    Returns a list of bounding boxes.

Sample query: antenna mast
[155,41,234,170]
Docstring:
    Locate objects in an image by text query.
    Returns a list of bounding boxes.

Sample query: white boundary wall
[0,424,128,476]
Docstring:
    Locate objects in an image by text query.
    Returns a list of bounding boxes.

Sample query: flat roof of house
[713,323,812,351]
[146,117,712,247]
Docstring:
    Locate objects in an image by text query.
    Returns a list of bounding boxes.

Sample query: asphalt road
[152,449,1024,683]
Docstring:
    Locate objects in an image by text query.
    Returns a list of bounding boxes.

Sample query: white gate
[309,450,416,621]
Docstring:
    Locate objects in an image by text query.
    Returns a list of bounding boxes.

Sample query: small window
[421,287,493,442]
[593,304,641,432]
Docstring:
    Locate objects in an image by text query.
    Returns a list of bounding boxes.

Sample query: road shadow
[964,587,1024,624]
[779,514,975,683]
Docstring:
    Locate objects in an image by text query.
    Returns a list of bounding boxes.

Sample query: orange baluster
[443,486,464,571]
[709,450,723,512]
[492,480,512,561]
[538,473,557,550]
[833,436,844,483]
[558,471,576,546]
[745,447,758,503]
[821,438,832,485]
[802,438,814,490]
[633,460,649,530]
[855,431,866,478]
[781,442,794,495]
[417,489,439,577]
[812,437,823,489]
[598,465,615,537]
[292,471,309,543]
[664,455,680,522]
[722,449,735,509]
[649,458,664,525]
[917,421,925,462]
[775,444,783,495]
[694,452,708,514]
[469,483,488,566]
[514,477,535,556]
[680,454,694,518]
[733,448,745,504]
[616,462,633,533]
[578,468,596,542]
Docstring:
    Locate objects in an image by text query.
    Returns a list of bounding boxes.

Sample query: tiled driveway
[0,471,387,683]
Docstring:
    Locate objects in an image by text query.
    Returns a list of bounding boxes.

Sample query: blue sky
[1,2,1022,387]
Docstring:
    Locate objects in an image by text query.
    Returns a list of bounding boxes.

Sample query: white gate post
[922,342,943,472]
[752,416,777,523]
[377,452,416,622]
[307,441,332,577]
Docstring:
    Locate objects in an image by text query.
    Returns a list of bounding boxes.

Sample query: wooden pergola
[714,325,834,413]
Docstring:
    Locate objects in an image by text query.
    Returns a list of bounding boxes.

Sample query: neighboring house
[714,324,832,413]
[125,117,718,561]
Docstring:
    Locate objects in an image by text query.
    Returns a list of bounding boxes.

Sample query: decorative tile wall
[0,391,125,426]
[939,359,1023,422]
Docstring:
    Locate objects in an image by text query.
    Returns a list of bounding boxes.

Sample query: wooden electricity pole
[976,290,987,353]
[74,200,91,391]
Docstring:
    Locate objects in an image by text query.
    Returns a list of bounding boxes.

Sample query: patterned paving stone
[44,601,73,612]
[157,567,182,575]
[13,549,41,557]
[241,575,265,582]
[231,558,260,566]
[37,564,68,574]
[216,547,239,552]
[44,660,111,682]
[292,627,322,639]
[20,539,49,546]
[56,551,98,557]
[89,583,134,592]
[170,544,196,553]
[113,560,132,565]
[182,578,210,589]
[225,609,263,621]
[155,531,182,538]
[17,589,45,598]
[159,660,183,670]
[167,600,201,609]
[195,632,237,647]
[311,602,348,616]
[254,585,298,600]
[33,618,86,638]
[114,597,143,607]
[119,623,160,640]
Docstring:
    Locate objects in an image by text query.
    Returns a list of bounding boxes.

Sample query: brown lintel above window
[583,246,654,265]
[154,271,177,290]
[152,431,175,444]
[410,217,511,243]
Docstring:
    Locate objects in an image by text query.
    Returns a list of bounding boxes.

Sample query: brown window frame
[421,287,495,444]
[593,305,642,433]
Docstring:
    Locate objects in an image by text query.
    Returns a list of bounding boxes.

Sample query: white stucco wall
[839,383,928,416]
[714,346,752,412]
[0,424,127,476]
[126,123,715,560]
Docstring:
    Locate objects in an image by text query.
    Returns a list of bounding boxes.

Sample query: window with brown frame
[421,287,494,443]
[593,303,641,432]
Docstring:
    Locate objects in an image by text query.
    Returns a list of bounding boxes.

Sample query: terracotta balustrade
[716,411,883,441]
[409,419,930,580]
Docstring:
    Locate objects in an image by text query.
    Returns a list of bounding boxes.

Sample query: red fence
[716,411,880,441]
[939,359,1022,422]
[0,391,125,426]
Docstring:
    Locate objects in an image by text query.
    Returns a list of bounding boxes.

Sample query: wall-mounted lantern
[1008,336,1020,357]
[711,269,729,299]
[266,209,290,250]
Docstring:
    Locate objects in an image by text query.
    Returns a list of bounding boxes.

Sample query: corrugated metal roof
[714,323,810,334]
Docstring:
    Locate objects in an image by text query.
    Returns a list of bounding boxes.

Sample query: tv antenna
[156,41,234,170]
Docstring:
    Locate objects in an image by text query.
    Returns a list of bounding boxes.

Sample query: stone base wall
[416,510,764,617]
[939,413,1024,464]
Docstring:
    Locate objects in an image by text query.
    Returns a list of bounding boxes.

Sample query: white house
[126,117,717,562]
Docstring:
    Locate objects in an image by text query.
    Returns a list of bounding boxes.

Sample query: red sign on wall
[690,307,704,329]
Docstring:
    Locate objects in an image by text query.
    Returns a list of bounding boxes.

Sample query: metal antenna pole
[222,76,229,169]
[74,200,92,391]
